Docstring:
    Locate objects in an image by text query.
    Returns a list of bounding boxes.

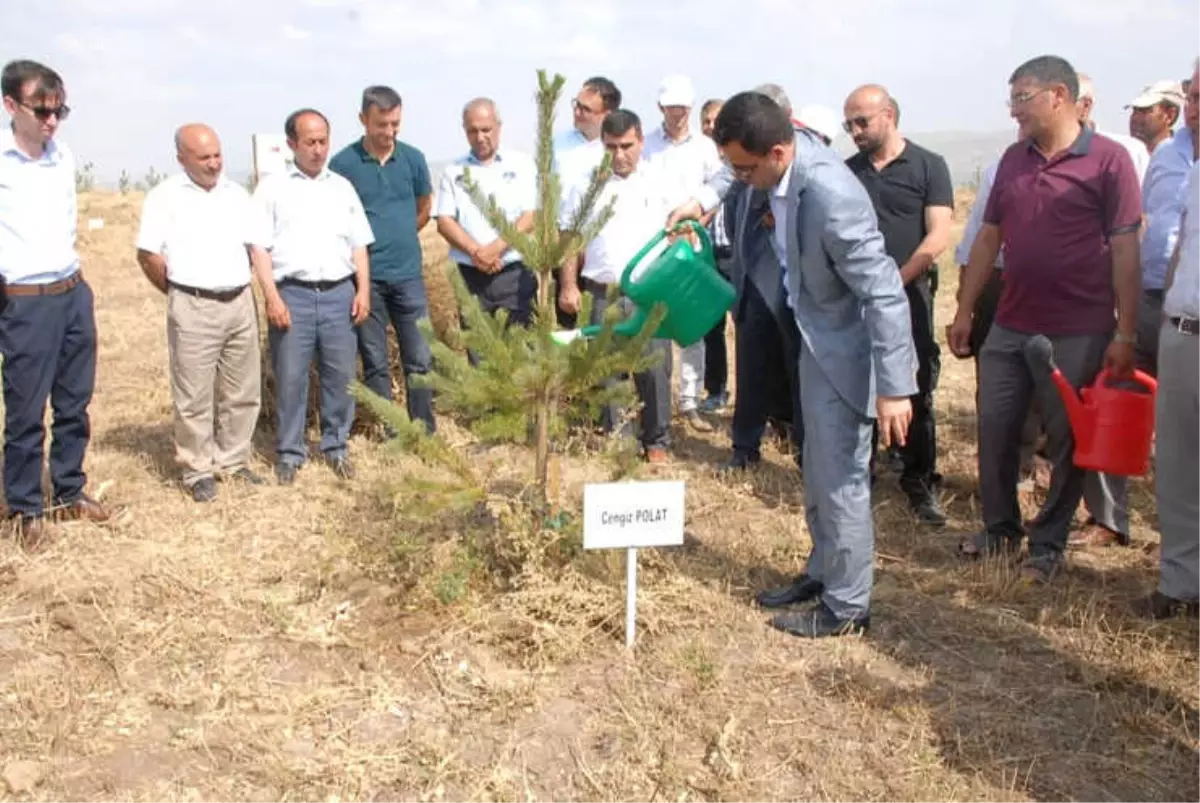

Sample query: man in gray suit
[670,92,918,637]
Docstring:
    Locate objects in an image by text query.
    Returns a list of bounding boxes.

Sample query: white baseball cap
[796,104,840,144]
[658,75,696,108]
[1126,80,1186,110]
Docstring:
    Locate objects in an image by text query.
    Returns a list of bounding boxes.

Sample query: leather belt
[5,272,83,297]
[1168,316,1199,336]
[168,281,248,302]
[580,276,614,294]
[278,275,354,291]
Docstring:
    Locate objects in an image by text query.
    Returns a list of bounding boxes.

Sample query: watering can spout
[1050,369,1090,440]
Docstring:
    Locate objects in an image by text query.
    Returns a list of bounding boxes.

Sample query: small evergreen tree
[354,69,665,514]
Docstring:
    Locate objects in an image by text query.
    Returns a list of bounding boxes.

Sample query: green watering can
[553,221,736,348]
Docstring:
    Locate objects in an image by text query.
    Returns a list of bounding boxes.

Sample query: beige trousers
[166,287,261,486]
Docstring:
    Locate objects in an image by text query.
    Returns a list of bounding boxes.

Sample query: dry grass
[0,189,1194,801]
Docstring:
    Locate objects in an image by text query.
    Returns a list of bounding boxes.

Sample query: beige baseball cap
[1126,80,1186,109]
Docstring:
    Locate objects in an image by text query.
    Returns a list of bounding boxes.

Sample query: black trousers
[873,276,940,496]
[731,282,803,464]
[0,278,97,517]
[457,261,537,327]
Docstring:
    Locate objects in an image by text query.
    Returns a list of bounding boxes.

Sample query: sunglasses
[17,100,70,121]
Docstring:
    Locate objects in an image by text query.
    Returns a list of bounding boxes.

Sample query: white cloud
[282,24,312,40]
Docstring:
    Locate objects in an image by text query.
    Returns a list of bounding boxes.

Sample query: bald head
[174,123,223,189]
[843,83,898,156]
[1075,72,1096,125]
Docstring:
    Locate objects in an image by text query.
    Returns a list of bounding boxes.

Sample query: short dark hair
[361,85,402,114]
[601,109,642,139]
[1009,55,1079,102]
[700,98,723,116]
[285,108,330,140]
[712,92,794,155]
[1,59,65,103]
[583,76,621,112]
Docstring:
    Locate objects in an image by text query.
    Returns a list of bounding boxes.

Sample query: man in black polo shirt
[844,84,954,526]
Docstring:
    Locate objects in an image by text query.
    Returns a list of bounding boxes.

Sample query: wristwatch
[1113,332,1137,346]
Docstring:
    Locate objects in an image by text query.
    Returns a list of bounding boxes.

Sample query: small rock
[3,760,45,794]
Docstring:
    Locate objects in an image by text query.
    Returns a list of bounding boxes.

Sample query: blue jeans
[357,277,436,432]
[269,279,358,467]
[0,278,97,517]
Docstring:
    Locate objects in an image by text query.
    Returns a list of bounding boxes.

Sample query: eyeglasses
[572,98,604,116]
[1006,88,1050,108]
[841,115,874,134]
[17,100,70,121]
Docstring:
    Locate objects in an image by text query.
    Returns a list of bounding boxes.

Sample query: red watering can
[1025,335,1157,476]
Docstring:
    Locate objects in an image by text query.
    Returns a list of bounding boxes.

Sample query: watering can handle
[619,220,714,296]
[1097,368,1158,393]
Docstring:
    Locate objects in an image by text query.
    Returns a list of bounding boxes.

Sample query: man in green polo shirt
[330,85,436,433]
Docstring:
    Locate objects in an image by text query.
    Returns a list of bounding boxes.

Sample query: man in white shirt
[642,75,725,432]
[551,76,621,328]
[436,98,536,327]
[1078,73,1151,183]
[1138,157,1200,620]
[558,110,674,463]
[0,59,115,547]
[136,123,271,503]
[253,109,373,485]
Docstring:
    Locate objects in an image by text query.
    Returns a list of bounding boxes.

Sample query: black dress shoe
[228,467,266,485]
[191,477,217,503]
[330,457,355,480]
[755,574,824,609]
[718,451,761,474]
[910,494,947,528]
[275,464,298,486]
[1134,591,1200,620]
[770,602,870,638]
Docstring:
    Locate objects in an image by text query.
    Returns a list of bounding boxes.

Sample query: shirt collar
[0,127,59,162]
[355,138,396,164]
[465,149,503,166]
[1024,124,1094,157]
[656,125,693,145]
[772,162,792,199]
[1171,127,1196,161]
[287,161,330,181]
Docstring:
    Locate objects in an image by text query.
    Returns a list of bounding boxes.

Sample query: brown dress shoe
[644,447,670,464]
[56,494,114,523]
[12,517,59,552]
[1068,522,1127,549]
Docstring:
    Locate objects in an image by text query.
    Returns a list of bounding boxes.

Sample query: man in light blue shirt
[1136,78,1198,375]
[253,108,373,485]
[436,98,536,327]
[0,59,115,546]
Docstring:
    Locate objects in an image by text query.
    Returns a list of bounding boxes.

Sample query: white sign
[582,480,685,649]
[583,480,685,550]
[252,133,293,182]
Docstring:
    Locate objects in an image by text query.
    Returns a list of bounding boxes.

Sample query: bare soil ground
[0,190,1195,802]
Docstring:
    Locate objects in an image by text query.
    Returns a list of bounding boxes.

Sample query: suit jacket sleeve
[695,163,734,214]
[817,171,918,400]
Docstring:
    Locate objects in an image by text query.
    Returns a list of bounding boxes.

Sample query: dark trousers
[552,267,576,330]
[457,261,537,327]
[901,277,940,494]
[731,282,803,463]
[356,277,436,433]
[0,279,97,517]
[269,279,358,467]
[587,283,672,449]
[1136,289,1164,377]
[703,256,732,397]
[703,313,727,397]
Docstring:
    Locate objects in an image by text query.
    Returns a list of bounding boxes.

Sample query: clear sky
[2,0,1196,182]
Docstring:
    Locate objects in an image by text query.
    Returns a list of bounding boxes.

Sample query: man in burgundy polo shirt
[948,55,1142,584]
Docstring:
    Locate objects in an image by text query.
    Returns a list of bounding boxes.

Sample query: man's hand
[476,240,508,273]
[351,288,371,325]
[946,310,973,359]
[665,199,704,231]
[877,395,913,449]
[559,284,582,315]
[1103,339,1135,379]
[469,246,501,274]
[265,295,291,330]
